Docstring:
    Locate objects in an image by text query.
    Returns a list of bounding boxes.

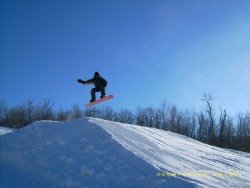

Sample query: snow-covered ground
[90,118,250,188]
[1,117,249,187]
[0,127,14,136]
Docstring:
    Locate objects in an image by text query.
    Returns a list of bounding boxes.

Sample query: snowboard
[85,95,114,108]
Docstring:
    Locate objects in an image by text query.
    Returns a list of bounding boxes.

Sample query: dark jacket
[85,77,107,89]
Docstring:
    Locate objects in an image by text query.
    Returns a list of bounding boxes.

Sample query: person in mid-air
[77,72,107,103]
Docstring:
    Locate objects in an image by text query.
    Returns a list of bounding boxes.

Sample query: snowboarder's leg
[90,88,97,102]
[100,87,106,98]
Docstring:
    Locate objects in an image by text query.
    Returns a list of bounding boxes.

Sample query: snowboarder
[77,72,107,103]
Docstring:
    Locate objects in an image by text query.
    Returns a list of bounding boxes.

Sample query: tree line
[0,95,249,152]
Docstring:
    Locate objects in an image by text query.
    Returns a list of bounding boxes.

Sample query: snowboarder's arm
[77,78,94,84]
[84,78,94,84]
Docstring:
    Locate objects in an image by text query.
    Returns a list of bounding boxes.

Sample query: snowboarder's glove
[77,79,84,84]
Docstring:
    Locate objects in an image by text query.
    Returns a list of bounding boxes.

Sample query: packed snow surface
[1,117,250,187]
[0,127,14,136]
[90,118,250,188]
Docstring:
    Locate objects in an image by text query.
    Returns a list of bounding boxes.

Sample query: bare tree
[9,106,27,128]
[219,108,227,147]
[225,116,234,148]
[181,110,196,138]
[71,104,83,119]
[23,100,35,125]
[0,100,10,127]
[116,109,135,124]
[84,107,100,118]
[153,109,161,129]
[197,112,208,143]
[202,93,216,145]
[190,110,197,139]
[169,105,178,132]
[136,107,145,126]
[35,99,55,120]
[57,107,70,121]
[159,101,169,130]
[100,106,115,121]
[236,112,250,151]
[146,107,155,127]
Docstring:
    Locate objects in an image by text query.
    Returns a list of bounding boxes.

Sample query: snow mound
[0,118,195,188]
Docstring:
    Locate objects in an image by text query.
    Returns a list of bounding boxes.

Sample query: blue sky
[1,0,250,115]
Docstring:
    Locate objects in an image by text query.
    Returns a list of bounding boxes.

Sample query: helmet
[94,72,100,77]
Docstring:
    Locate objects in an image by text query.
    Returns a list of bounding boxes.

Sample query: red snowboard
[85,95,114,108]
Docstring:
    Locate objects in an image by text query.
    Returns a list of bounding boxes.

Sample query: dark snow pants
[91,87,106,100]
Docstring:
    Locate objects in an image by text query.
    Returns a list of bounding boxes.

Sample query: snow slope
[1,117,249,187]
[90,118,250,188]
[0,127,14,136]
[1,118,195,188]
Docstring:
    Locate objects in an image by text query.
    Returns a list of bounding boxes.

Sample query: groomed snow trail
[89,117,250,188]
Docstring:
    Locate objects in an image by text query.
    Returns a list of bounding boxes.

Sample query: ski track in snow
[1,118,196,188]
[89,118,250,188]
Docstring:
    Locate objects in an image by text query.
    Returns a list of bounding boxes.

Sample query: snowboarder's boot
[90,99,96,103]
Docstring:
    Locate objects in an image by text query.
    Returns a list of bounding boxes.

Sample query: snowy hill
[1,118,249,188]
